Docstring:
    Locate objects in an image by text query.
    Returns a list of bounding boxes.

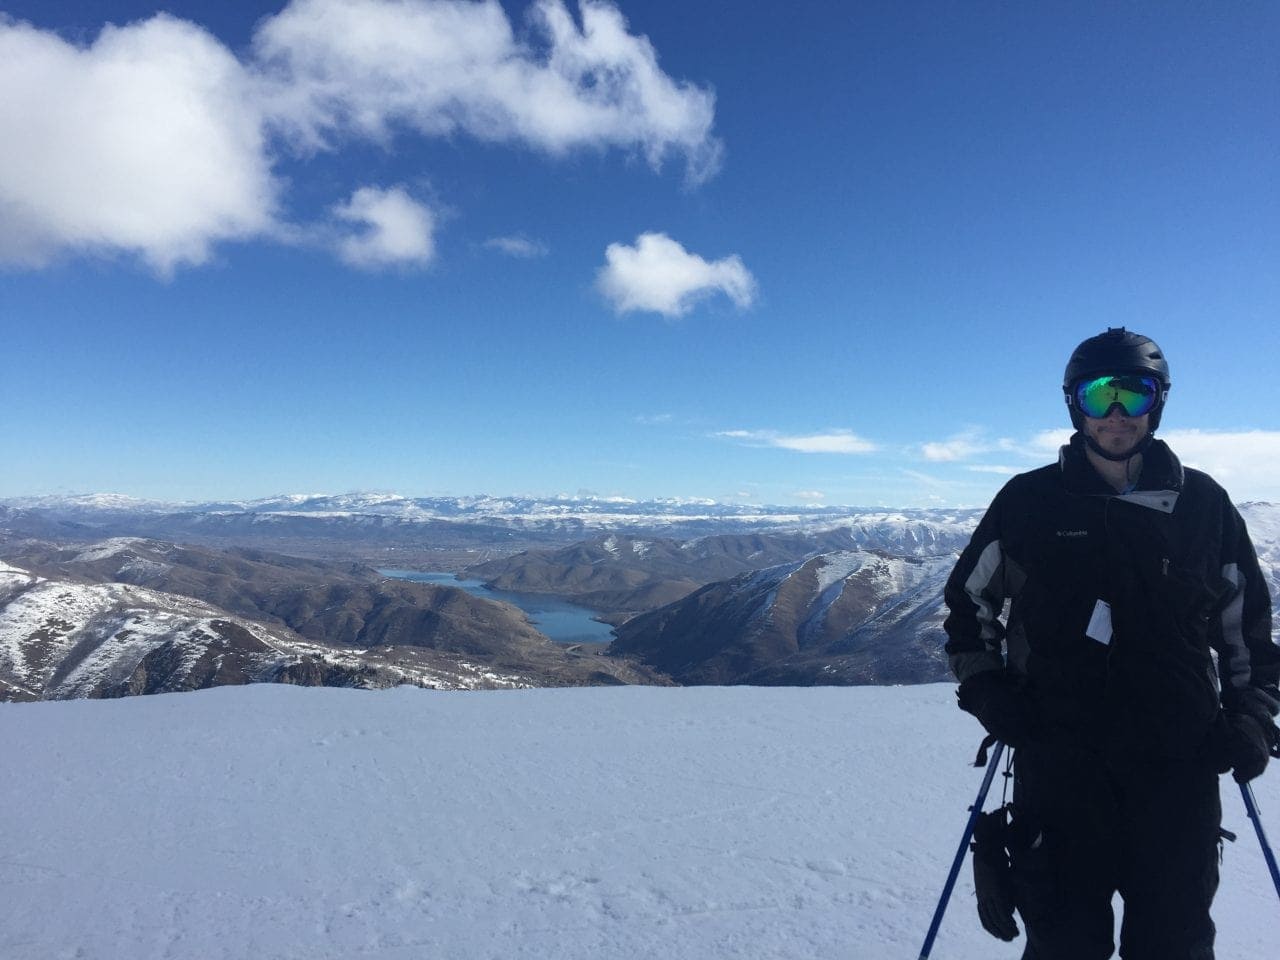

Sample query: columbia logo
[1057,530,1089,538]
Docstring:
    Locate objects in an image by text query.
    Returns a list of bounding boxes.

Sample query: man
[943,327,1280,960]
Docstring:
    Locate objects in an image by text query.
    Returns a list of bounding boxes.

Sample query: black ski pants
[1009,741,1222,960]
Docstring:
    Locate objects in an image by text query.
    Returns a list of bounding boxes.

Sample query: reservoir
[380,570,616,646]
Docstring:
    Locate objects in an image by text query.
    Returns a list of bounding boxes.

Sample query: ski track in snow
[0,684,1277,960]
[71,537,152,563]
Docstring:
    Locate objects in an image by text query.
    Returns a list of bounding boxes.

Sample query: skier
[943,327,1280,959]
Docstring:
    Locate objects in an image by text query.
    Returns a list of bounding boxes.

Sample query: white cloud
[966,465,1019,476]
[921,426,1280,501]
[792,490,827,503]
[1161,429,1280,501]
[0,1,720,273]
[484,235,549,258]
[597,232,756,316]
[332,185,435,268]
[0,14,277,272]
[718,429,877,455]
[254,0,721,182]
[922,437,988,462]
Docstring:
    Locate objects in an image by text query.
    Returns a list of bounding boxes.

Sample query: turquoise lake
[380,570,616,645]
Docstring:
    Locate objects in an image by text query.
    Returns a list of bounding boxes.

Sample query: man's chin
[1097,432,1138,449]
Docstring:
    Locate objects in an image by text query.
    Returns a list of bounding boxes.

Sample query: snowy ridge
[0,572,252,697]
[735,559,807,629]
[801,552,931,640]
[813,551,874,594]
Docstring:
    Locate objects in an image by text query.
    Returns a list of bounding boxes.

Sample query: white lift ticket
[1086,599,1113,645]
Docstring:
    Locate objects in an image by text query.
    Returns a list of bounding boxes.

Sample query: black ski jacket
[944,434,1280,759]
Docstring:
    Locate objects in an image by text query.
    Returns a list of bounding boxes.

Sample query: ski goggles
[1072,374,1162,418]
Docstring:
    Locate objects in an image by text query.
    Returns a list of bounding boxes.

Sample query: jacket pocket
[1104,558,1224,758]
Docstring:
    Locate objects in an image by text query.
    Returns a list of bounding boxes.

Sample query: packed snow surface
[1,684,1277,960]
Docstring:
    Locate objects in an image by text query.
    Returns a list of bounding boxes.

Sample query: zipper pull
[1162,558,1170,576]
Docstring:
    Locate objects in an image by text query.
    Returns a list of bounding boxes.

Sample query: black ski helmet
[1062,327,1171,433]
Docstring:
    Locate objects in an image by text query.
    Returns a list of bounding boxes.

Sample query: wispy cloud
[718,429,877,454]
[0,0,720,273]
[598,232,756,317]
[792,490,827,503]
[920,428,1067,463]
[484,234,548,258]
[899,468,959,489]
[332,185,435,268]
[256,0,722,183]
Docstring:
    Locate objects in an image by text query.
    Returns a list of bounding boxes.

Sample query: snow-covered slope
[0,683,1275,960]
[0,562,539,700]
[0,562,287,699]
[611,550,956,685]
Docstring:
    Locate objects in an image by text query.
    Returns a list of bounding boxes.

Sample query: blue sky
[2,0,1278,507]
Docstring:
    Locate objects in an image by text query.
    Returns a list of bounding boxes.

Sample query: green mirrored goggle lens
[1074,375,1160,418]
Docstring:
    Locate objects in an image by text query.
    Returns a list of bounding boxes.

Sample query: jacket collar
[1059,433,1184,509]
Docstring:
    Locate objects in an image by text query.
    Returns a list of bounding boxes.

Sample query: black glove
[971,807,1019,941]
[957,671,1039,750]
[1223,713,1279,784]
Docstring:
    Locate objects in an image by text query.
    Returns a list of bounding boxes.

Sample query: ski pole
[1240,781,1280,903]
[918,739,1006,960]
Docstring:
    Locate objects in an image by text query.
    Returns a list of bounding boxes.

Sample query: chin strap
[1082,430,1154,463]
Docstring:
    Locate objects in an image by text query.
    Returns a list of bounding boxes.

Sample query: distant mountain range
[1,491,946,522]
[0,493,986,578]
[0,491,982,540]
